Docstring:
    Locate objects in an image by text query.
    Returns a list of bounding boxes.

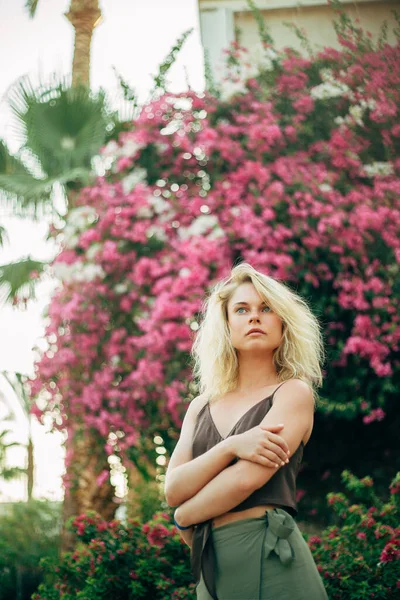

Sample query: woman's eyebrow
[233,301,268,306]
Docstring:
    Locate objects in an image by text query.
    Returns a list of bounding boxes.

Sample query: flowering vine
[30,12,400,510]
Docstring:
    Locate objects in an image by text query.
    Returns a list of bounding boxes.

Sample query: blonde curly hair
[191,262,325,404]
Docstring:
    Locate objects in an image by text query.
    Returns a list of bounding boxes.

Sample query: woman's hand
[230,424,290,467]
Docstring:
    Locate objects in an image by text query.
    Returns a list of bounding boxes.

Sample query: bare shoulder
[187,392,209,420]
[275,379,314,408]
[273,379,315,445]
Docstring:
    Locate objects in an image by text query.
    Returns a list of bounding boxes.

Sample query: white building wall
[200,7,236,72]
[198,0,399,80]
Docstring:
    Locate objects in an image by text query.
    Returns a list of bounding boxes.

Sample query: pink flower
[293,95,314,114]
[30,40,400,505]
[309,536,322,545]
[96,469,109,487]
[363,408,386,425]
[116,156,134,172]
[296,489,306,502]
[146,524,171,548]
[380,540,400,563]
[390,481,400,495]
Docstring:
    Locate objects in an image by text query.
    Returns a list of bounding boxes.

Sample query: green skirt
[195,508,328,600]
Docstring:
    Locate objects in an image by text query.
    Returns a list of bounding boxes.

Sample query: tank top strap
[270,380,289,402]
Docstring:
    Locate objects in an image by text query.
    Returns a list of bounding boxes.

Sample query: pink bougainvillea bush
[30,7,400,517]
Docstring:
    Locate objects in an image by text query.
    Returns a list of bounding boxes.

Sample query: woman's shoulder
[188,392,210,420]
[276,378,315,405]
[281,378,312,391]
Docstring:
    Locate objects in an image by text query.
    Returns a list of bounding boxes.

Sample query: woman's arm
[166,438,236,507]
[176,525,194,548]
[164,394,237,507]
[174,460,261,526]
[175,380,313,527]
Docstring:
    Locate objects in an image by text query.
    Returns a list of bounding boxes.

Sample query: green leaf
[1,371,33,417]
[7,75,117,177]
[0,166,92,218]
[0,225,8,248]
[1,466,26,480]
[0,257,48,303]
[25,0,39,18]
[151,29,193,94]
[203,49,220,98]
[246,0,275,46]
[0,139,31,177]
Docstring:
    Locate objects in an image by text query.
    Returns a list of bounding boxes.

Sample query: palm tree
[0,79,117,303]
[0,6,193,548]
[0,2,116,549]
[0,77,120,546]
[26,0,102,87]
[0,390,26,496]
[1,372,36,500]
[0,425,26,488]
[0,12,192,303]
[0,0,105,303]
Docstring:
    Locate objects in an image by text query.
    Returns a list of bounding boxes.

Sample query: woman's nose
[249,313,261,322]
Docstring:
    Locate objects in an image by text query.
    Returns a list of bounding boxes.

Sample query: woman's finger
[261,430,290,454]
[261,441,288,464]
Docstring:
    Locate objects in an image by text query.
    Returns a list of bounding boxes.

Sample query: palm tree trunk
[61,426,115,552]
[65,0,102,87]
[61,0,114,551]
[27,433,34,500]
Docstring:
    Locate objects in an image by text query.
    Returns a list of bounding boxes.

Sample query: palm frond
[0,138,32,177]
[0,225,8,248]
[0,137,52,217]
[0,257,48,304]
[1,371,32,417]
[0,159,92,219]
[0,172,52,213]
[25,0,39,17]
[0,436,21,450]
[0,429,14,441]
[1,466,26,480]
[7,75,118,177]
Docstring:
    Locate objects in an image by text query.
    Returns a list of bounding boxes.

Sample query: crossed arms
[164,379,313,529]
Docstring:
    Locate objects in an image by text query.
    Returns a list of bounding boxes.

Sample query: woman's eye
[236,307,270,313]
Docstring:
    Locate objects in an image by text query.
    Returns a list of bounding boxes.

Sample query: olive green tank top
[190,381,305,599]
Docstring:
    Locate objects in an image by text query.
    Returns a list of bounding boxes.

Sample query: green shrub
[0,500,61,600]
[32,510,195,600]
[304,471,400,599]
[33,473,400,599]
[127,477,166,524]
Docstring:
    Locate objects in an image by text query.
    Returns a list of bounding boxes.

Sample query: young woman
[165,263,329,600]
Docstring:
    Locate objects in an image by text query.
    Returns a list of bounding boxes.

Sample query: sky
[0,0,204,502]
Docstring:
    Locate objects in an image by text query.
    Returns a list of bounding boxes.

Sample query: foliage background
[1,2,400,599]
[30,3,400,522]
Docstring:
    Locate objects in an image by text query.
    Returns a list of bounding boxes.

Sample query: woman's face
[227,282,283,354]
